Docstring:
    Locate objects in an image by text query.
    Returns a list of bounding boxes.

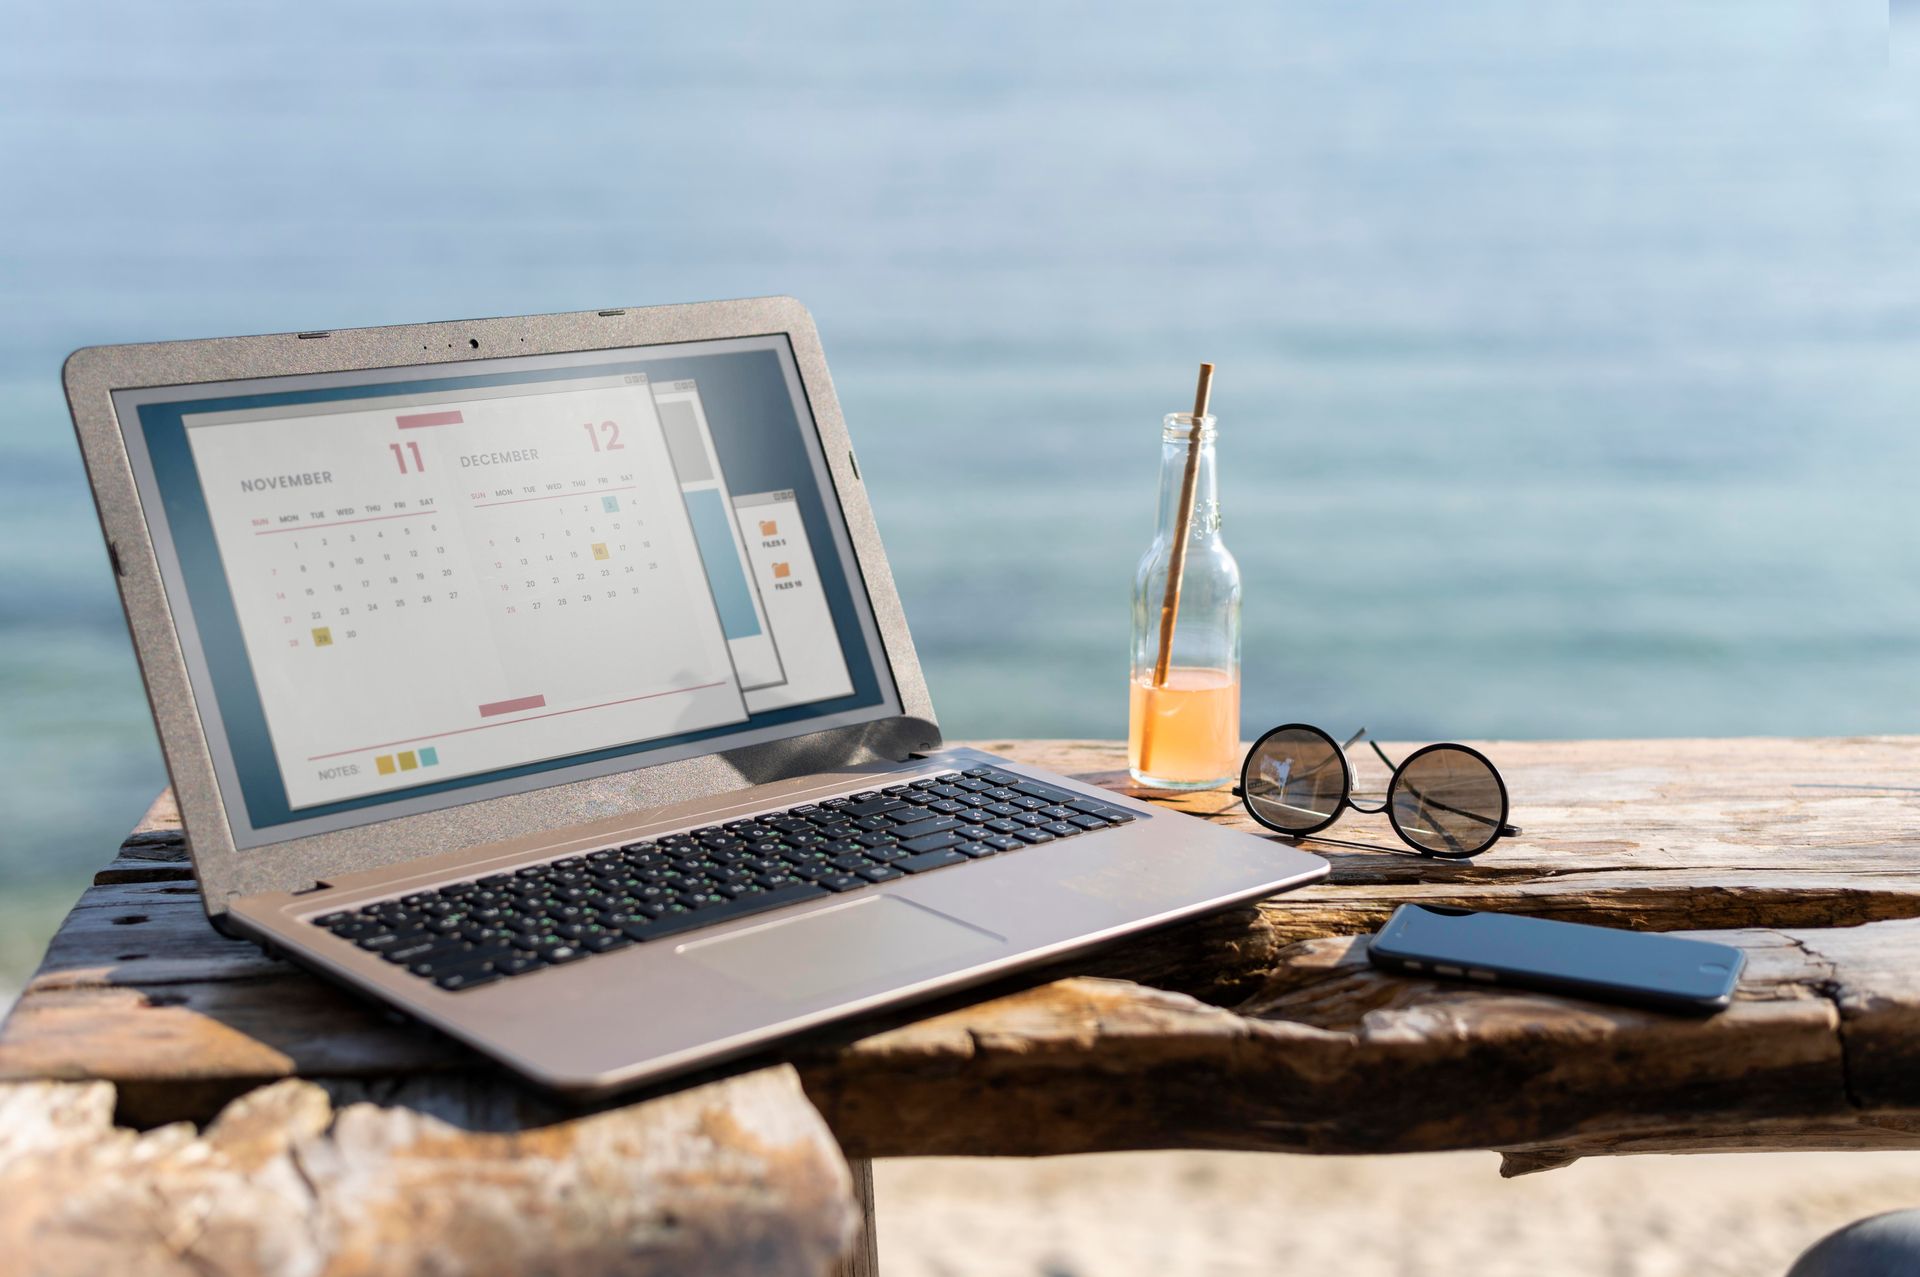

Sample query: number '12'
[584,420,624,451]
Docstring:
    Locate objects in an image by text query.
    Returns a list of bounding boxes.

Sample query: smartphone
[1368,904,1744,1013]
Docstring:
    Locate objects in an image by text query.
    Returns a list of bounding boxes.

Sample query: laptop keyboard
[310,766,1142,992]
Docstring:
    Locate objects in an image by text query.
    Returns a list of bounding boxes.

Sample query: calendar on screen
[121,335,888,845]
[184,374,753,810]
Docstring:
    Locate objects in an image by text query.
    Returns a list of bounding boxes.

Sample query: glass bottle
[1128,411,1241,789]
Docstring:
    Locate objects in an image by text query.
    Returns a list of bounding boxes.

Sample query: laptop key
[1015,829,1056,845]
[847,797,907,818]
[896,848,968,874]
[621,881,829,942]
[412,943,514,978]
[856,864,903,882]
[382,936,457,964]
[1069,814,1111,830]
[892,816,962,841]
[435,967,502,992]
[1041,822,1081,838]
[956,841,998,858]
[1011,782,1078,804]
[495,954,547,977]
[898,831,965,855]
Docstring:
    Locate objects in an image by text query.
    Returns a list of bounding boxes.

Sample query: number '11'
[389,441,426,473]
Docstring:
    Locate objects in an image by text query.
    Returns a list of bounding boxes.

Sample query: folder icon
[772,562,791,579]
[759,519,778,536]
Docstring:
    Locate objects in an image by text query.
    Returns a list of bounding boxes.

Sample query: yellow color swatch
[375,755,396,775]
[311,626,333,647]
[398,751,418,771]
[592,542,609,560]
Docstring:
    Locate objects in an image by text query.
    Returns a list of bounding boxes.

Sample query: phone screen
[1370,905,1744,1011]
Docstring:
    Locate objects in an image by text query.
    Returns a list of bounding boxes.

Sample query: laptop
[64,297,1328,1097]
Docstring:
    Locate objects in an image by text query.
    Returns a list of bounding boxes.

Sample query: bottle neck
[1156,420,1220,546]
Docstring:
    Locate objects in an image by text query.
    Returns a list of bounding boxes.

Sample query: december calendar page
[119,338,896,847]
[183,375,750,811]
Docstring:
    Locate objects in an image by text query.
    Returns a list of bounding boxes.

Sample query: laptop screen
[114,334,901,849]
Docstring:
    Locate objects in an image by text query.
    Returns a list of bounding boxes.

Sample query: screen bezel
[65,298,941,918]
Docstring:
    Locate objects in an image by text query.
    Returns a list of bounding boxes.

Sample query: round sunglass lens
[1389,747,1505,856]
[1243,728,1347,833]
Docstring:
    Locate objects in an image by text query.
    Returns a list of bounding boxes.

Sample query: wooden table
[5,737,1920,1274]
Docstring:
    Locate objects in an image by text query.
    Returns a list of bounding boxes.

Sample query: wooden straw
[1138,363,1213,774]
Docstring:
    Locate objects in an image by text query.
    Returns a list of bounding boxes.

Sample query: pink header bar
[478,693,547,718]
[396,410,464,429]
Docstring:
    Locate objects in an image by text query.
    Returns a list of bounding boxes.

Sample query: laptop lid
[65,297,939,918]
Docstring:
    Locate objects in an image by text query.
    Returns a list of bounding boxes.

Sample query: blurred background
[3,3,1917,1272]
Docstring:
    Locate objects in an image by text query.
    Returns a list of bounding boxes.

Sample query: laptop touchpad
[678,896,1004,1001]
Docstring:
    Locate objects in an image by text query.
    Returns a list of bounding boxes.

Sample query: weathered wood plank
[92,791,195,886]
[0,1067,859,1277]
[799,920,1920,1168]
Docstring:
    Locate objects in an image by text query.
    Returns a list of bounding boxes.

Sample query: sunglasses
[1232,724,1520,858]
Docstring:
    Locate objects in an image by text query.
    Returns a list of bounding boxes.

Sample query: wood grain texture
[7,737,1920,1176]
[0,1068,858,1277]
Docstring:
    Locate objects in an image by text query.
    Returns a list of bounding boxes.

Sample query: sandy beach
[877,1149,1920,1276]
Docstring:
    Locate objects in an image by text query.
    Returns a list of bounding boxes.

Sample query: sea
[1,1,1916,981]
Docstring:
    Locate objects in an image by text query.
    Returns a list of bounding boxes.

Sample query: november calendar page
[184,375,751,810]
[121,340,885,844]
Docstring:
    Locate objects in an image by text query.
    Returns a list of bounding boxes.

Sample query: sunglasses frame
[1233,723,1519,858]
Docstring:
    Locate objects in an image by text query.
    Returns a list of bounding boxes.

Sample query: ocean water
[1,2,1916,957]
